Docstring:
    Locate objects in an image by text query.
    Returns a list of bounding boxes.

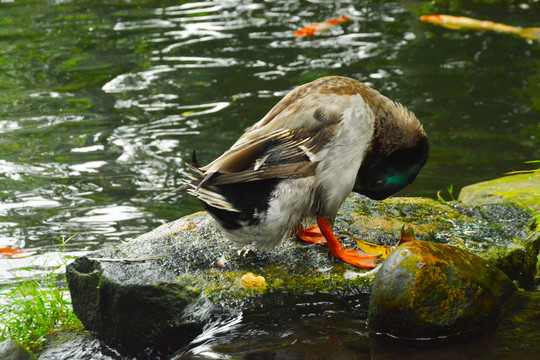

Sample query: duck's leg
[294,221,412,267]
[317,217,378,269]
[293,223,327,246]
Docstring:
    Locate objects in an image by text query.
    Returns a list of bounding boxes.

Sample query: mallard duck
[183,76,428,268]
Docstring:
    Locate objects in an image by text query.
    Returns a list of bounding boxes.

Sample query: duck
[182,76,428,269]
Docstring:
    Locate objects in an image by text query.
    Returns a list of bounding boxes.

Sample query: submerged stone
[66,193,539,354]
[368,241,517,340]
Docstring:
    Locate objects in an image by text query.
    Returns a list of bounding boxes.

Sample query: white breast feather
[315,93,375,221]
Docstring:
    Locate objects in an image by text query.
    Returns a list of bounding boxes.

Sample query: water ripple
[102,66,176,93]
[113,19,176,31]
[72,205,146,224]
[0,195,61,216]
[156,2,224,16]
[154,56,237,68]
[161,32,232,53]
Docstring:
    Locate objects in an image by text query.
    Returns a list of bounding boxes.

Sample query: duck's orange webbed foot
[293,223,327,246]
[317,217,379,269]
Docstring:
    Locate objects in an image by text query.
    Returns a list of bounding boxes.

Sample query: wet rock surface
[458,172,540,288]
[66,207,376,354]
[37,330,122,360]
[65,191,539,355]
[0,339,33,360]
[336,196,539,289]
[458,171,540,225]
[368,241,517,340]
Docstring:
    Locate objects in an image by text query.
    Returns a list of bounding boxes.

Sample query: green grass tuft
[437,184,456,203]
[0,234,83,351]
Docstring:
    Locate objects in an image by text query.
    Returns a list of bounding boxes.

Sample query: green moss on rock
[458,172,540,287]
[459,171,540,226]
[368,241,517,339]
[337,194,538,288]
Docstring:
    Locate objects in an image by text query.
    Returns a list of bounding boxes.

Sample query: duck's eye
[375,180,384,188]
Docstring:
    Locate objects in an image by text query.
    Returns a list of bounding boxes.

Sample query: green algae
[176,264,375,310]
[398,250,421,274]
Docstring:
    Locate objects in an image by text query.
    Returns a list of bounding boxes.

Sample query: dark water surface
[0,0,539,358]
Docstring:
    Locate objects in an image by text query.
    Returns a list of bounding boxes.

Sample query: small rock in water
[368,241,516,340]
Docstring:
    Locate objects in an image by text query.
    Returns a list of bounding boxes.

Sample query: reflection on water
[176,298,372,360]
[171,294,540,360]
[0,0,538,356]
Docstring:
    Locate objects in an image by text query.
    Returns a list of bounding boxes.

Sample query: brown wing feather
[199,129,290,174]
[208,162,317,185]
[193,77,362,186]
[195,124,337,186]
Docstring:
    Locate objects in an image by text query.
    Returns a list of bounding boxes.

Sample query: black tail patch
[202,179,280,230]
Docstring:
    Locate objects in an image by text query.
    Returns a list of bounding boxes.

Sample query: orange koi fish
[0,247,25,258]
[294,16,352,37]
[420,14,540,41]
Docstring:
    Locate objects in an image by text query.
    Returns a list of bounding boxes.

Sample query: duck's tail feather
[176,150,205,192]
[182,175,240,212]
[179,151,240,212]
[187,185,241,212]
[191,150,200,167]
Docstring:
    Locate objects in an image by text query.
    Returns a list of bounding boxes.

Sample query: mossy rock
[66,210,376,354]
[368,241,516,340]
[66,193,539,354]
[336,194,538,288]
[458,172,540,286]
[458,171,540,226]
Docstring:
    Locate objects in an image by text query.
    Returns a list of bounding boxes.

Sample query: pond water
[0,0,538,358]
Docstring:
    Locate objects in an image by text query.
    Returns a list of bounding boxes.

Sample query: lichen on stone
[241,272,266,289]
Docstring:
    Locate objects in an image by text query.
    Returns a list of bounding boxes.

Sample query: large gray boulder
[66,207,376,354]
[66,193,539,354]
